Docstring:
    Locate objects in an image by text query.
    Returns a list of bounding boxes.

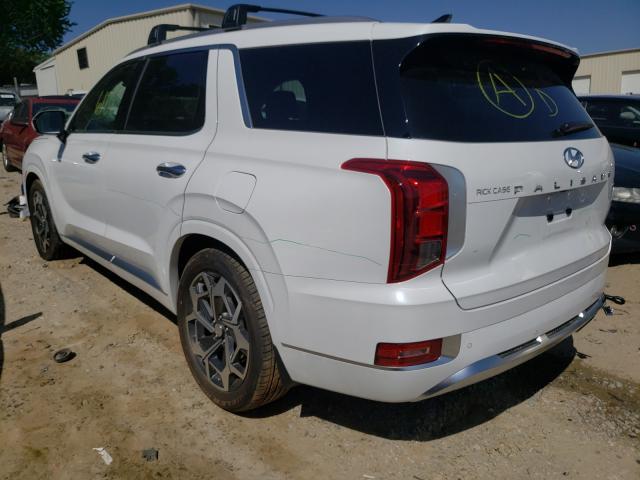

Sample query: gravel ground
[0,169,639,479]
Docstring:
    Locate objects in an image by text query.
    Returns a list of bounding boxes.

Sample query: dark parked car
[608,143,640,253]
[1,96,80,172]
[0,90,18,122]
[579,95,640,148]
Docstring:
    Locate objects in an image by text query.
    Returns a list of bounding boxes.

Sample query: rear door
[100,50,216,294]
[373,32,613,309]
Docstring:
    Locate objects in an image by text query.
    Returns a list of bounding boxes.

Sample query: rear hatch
[373,32,613,309]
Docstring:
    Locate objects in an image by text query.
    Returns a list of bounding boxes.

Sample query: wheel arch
[169,221,280,322]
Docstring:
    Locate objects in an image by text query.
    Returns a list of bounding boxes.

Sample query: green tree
[0,0,74,85]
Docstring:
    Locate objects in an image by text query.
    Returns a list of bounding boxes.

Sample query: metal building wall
[50,7,224,94]
[574,49,640,94]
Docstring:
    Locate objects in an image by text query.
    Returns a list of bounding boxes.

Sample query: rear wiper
[552,121,594,137]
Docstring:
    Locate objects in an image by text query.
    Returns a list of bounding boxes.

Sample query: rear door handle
[82,152,101,164]
[156,162,186,179]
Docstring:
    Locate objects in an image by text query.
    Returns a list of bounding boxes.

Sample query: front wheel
[2,143,16,172]
[27,179,66,260]
[177,248,289,412]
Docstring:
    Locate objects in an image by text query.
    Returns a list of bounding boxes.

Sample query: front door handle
[82,151,101,164]
[156,162,186,179]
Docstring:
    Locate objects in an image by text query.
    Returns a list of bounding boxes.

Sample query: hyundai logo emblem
[563,147,584,169]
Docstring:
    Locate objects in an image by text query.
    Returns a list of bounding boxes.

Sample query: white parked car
[22,8,613,412]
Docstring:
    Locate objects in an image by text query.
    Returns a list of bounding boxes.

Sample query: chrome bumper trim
[422,295,605,398]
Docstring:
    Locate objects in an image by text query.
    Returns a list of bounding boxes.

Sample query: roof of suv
[126,17,577,61]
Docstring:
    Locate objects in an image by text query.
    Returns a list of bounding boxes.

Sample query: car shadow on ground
[75,252,576,441]
[248,338,577,441]
[609,252,640,267]
[79,256,176,324]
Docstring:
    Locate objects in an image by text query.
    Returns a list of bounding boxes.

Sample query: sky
[63,0,640,55]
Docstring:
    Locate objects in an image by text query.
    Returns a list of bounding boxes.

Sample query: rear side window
[374,35,600,142]
[585,99,640,128]
[240,42,383,136]
[125,51,207,134]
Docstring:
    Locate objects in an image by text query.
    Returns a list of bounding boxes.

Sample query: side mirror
[33,109,67,135]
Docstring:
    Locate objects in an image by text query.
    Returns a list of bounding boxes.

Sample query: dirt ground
[0,170,638,480]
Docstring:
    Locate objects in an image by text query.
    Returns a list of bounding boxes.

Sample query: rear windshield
[0,94,16,107]
[33,102,78,115]
[374,35,600,142]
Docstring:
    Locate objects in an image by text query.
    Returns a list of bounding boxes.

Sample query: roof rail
[147,24,212,45]
[221,3,323,29]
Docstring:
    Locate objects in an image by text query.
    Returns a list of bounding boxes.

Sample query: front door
[50,59,144,249]
[101,50,217,294]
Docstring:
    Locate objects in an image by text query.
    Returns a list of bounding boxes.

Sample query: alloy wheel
[185,272,250,392]
[31,190,51,253]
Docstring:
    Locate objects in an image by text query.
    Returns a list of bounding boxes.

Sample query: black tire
[2,143,16,172]
[27,179,66,260]
[177,248,289,412]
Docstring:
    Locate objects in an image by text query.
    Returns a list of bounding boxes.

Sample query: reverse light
[342,159,449,283]
[375,339,443,367]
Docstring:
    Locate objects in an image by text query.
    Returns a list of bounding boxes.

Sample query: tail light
[342,159,448,283]
[375,339,443,367]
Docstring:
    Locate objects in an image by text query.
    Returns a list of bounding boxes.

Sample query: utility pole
[13,77,20,97]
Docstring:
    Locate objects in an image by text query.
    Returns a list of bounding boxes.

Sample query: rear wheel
[177,248,289,412]
[2,143,16,172]
[27,180,66,260]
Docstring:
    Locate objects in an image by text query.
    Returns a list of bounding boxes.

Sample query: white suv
[23,12,613,412]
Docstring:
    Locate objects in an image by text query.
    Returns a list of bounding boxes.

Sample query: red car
[1,96,80,172]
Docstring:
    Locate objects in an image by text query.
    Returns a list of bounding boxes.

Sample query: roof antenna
[432,13,453,23]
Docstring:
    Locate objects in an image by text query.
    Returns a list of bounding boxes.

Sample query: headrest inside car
[261,90,299,124]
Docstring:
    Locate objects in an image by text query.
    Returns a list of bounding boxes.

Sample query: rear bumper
[276,249,608,403]
[421,294,603,399]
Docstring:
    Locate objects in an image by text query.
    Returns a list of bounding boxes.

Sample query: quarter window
[70,60,143,133]
[125,51,208,134]
[240,42,383,136]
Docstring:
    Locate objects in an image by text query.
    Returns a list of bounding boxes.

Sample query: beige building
[572,47,640,95]
[34,3,260,95]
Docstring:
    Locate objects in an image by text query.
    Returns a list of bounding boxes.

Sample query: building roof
[48,3,252,57]
[580,47,640,59]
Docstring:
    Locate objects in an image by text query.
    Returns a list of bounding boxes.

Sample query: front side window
[69,60,143,133]
[125,51,208,134]
[240,42,383,136]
